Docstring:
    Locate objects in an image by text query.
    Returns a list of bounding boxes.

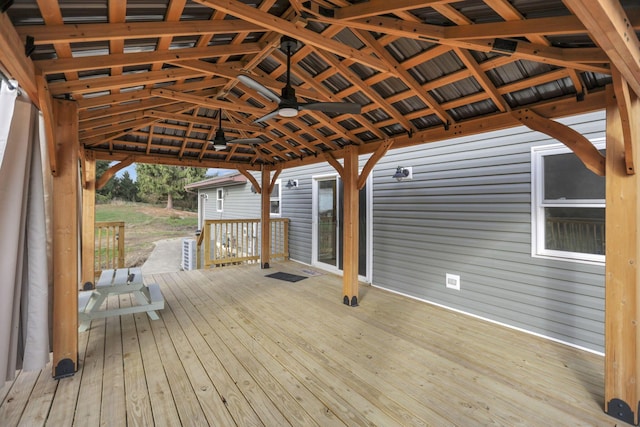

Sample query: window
[531,140,605,264]
[216,188,224,212]
[270,180,281,216]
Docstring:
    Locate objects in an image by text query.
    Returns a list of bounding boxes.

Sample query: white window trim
[531,138,605,265]
[216,188,224,212]
[270,179,281,217]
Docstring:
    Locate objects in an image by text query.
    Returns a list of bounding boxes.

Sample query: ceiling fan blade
[237,74,282,104]
[253,109,281,123]
[300,102,361,115]
[228,138,264,145]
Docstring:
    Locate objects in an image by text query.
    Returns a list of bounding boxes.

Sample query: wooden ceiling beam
[312,48,408,136]
[36,0,84,100]
[93,148,262,171]
[333,0,452,20]
[81,100,199,146]
[312,15,610,74]
[513,108,606,176]
[192,0,392,73]
[355,29,453,125]
[454,47,510,112]
[175,59,324,101]
[150,88,266,115]
[143,110,263,133]
[178,108,201,159]
[96,158,133,190]
[0,13,38,105]
[17,20,265,45]
[36,43,264,75]
[564,0,640,98]
[281,90,607,171]
[49,68,208,96]
[80,98,177,122]
[612,67,636,175]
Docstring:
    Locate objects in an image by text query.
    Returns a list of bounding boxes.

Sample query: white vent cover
[181,238,196,271]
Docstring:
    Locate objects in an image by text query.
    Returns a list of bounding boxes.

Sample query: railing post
[204,220,211,268]
[117,223,125,268]
[284,218,289,260]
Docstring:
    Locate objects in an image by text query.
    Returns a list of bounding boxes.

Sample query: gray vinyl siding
[201,184,260,221]
[371,110,605,352]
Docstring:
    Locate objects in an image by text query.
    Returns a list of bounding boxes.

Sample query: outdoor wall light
[285,179,299,189]
[392,166,412,181]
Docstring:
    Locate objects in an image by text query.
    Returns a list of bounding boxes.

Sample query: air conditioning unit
[181,238,196,271]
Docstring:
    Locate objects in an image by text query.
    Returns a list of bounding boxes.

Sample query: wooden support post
[342,145,359,306]
[604,83,640,425]
[52,99,79,379]
[260,166,271,269]
[81,150,96,289]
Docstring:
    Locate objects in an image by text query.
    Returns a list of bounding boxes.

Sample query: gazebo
[1,0,639,424]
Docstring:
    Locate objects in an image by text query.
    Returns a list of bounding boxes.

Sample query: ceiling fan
[209,109,263,151]
[237,36,362,123]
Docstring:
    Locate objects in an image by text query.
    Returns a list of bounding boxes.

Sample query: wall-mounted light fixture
[392,166,412,182]
[285,179,299,189]
[200,193,208,199]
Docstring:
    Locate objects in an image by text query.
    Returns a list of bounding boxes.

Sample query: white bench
[78,268,165,331]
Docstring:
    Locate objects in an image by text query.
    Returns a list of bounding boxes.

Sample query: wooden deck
[1,262,615,426]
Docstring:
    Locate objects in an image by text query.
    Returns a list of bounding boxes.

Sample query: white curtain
[0,81,51,381]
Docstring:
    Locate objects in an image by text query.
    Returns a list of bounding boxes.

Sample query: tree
[113,171,138,202]
[136,164,206,209]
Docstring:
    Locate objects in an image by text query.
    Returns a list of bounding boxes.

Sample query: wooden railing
[95,221,125,277]
[197,218,289,268]
[546,217,605,254]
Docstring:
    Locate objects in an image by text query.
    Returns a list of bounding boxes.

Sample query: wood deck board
[155,273,265,426]
[155,273,290,427]
[119,293,154,427]
[0,261,617,426]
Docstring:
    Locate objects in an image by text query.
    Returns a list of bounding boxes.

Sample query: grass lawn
[96,202,198,267]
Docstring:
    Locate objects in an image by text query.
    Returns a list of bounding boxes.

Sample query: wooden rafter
[564,0,640,97]
[17,20,265,45]
[35,43,264,75]
[192,0,392,73]
[513,109,606,176]
[96,158,133,191]
[612,67,636,174]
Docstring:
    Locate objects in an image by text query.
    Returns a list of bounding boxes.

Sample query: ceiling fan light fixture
[212,141,227,151]
[278,107,298,118]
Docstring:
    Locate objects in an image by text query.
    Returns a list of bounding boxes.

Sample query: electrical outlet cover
[446,273,460,290]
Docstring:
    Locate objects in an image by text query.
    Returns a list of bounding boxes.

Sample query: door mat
[265,272,308,282]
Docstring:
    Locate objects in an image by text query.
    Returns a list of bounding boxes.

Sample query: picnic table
[78,267,164,332]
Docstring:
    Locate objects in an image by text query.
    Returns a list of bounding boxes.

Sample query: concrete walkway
[141,237,188,275]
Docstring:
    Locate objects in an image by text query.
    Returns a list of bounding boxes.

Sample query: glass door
[317,179,338,266]
[313,176,370,280]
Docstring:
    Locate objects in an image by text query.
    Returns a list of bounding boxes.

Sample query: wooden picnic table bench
[78,267,164,332]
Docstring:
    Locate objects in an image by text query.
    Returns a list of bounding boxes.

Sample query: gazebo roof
[2,0,638,171]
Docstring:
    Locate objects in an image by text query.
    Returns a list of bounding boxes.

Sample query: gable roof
[185,172,247,190]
